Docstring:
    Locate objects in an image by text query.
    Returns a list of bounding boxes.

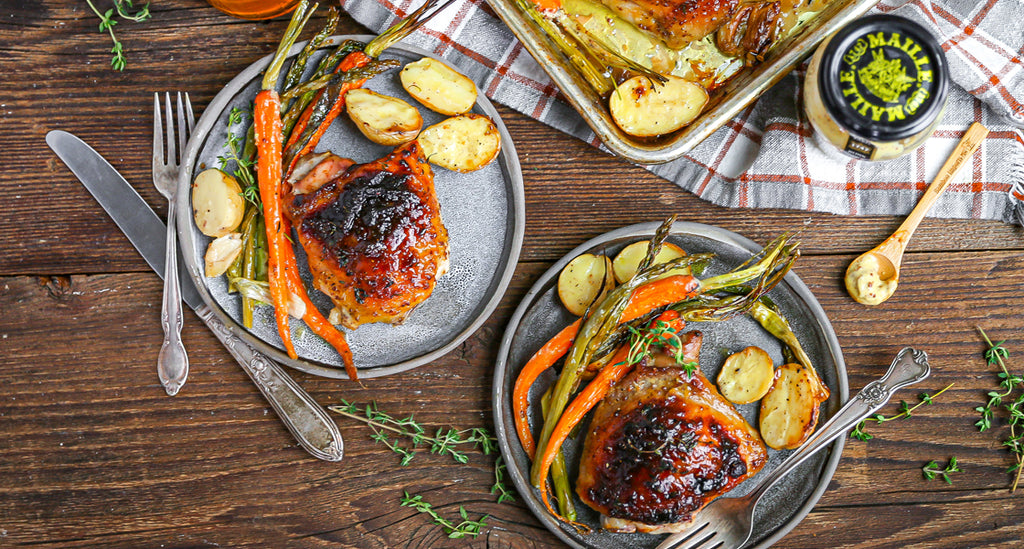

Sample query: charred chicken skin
[597,0,792,56]
[576,331,768,533]
[284,141,449,330]
[600,0,740,49]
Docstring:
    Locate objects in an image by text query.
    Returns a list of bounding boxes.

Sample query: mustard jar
[804,14,949,161]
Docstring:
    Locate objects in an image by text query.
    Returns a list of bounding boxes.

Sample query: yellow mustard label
[837,31,933,123]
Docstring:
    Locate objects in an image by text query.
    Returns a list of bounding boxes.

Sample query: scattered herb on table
[85,1,151,71]
[849,383,955,441]
[922,457,961,484]
[328,399,515,503]
[975,327,1024,492]
[400,492,489,539]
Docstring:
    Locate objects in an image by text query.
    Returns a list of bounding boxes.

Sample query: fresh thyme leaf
[623,316,696,375]
[922,457,960,485]
[400,491,489,539]
[492,456,516,504]
[849,383,954,440]
[218,107,260,210]
[85,1,151,71]
[976,327,1024,492]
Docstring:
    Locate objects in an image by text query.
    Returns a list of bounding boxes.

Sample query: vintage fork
[655,348,932,549]
[152,92,194,396]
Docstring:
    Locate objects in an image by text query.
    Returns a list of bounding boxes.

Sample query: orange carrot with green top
[254,0,315,359]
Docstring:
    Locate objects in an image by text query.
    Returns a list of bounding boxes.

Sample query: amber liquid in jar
[206,0,300,20]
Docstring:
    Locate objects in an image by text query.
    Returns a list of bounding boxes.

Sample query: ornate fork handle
[745,347,931,504]
[157,196,188,396]
[196,305,344,462]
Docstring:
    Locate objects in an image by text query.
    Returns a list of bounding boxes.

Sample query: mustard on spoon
[845,122,989,305]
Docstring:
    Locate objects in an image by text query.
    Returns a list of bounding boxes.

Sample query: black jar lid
[817,14,948,142]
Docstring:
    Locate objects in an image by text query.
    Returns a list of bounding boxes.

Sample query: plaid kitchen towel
[340,0,1024,223]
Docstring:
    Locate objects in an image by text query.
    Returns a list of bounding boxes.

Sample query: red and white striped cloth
[341,0,1024,223]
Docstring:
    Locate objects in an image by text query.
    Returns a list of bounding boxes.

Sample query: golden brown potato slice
[192,169,245,237]
[204,233,243,278]
[400,57,477,116]
[417,114,501,173]
[717,346,774,404]
[611,241,689,284]
[759,363,831,450]
[557,253,615,316]
[609,75,709,137]
[345,88,422,146]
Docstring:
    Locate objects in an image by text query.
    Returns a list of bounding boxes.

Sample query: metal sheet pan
[486,0,881,164]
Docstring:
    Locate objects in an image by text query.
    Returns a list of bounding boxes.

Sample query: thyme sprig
[625,318,698,376]
[922,457,961,484]
[849,383,954,441]
[400,492,489,539]
[975,327,1024,492]
[85,1,151,71]
[217,107,260,209]
[328,399,514,502]
[492,458,515,504]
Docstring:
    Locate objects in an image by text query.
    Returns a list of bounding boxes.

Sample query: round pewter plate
[492,222,847,548]
[177,35,525,379]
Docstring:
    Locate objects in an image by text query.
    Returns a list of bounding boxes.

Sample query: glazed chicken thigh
[576,331,768,533]
[598,0,740,49]
[284,141,449,329]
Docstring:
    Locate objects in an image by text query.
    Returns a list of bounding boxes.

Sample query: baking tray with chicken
[177,35,525,379]
[493,221,847,548]
[486,0,881,163]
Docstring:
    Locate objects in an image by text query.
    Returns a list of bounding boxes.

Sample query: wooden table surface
[4,2,1024,547]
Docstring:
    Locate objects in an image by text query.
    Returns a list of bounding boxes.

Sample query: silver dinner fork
[655,347,932,549]
[153,92,194,396]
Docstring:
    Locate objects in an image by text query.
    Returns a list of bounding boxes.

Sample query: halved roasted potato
[417,114,501,173]
[345,88,422,146]
[609,75,709,137]
[717,346,774,404]
[611,241,689,284]
[192,168,245,237]
[400,57,477,116]
[759,363,831,450]
[204,232,243,278]
[557,253,615,316]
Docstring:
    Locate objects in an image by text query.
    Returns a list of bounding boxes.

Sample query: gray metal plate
[492,221,848,548]
[177,35,525,379]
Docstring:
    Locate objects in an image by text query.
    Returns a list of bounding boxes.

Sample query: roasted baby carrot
[277,218,357,380]
[254,0,315,359]
[512,319,581,457]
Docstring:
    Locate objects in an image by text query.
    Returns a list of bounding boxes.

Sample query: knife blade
[46,130,204,310]
[46,129,344,462]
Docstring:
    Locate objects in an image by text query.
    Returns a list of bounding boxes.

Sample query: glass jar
[803,14,949,161]
[206,0,300,20]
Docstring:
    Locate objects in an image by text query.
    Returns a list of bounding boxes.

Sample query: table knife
[45,129,344,462]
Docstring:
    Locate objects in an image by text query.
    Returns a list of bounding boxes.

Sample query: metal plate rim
[492,221,848,548]
[177,34,526,379]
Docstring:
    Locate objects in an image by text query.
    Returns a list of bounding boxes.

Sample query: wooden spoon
[845,122,990,305]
